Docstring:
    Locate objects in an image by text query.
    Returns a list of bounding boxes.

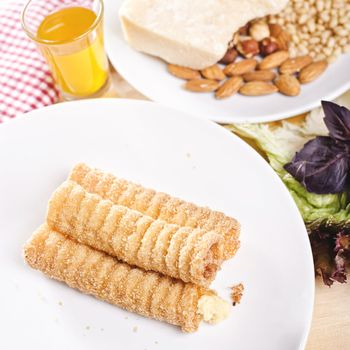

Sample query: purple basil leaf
[335,232,350,251]
[331,253,347,283]
[284,136,349,194]
[322,100,350,141]
[331,232,350,284]
[309,228,349,286]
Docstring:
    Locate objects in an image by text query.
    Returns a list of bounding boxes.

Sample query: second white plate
[104,0,350,123]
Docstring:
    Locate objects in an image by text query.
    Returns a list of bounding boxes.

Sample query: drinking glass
[22,0,110,100]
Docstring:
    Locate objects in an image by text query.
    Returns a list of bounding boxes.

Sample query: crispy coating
[69,163,240,259]
[47,181,224,287]
[23,224,214,332]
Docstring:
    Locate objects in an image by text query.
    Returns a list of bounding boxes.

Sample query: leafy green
[225,121,350,224]
[226,91,350,285]
[226,92,350,224]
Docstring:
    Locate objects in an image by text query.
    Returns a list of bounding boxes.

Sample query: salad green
[227,91,350,285]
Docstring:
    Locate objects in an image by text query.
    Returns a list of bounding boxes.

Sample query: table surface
[108,69,350,350]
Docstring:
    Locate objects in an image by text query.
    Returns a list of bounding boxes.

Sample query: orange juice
[37,7,108,97]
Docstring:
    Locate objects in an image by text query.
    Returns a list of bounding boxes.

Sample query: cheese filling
[198,295,231,324]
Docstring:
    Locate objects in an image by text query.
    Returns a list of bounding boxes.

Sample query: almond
[201,65,226,80]
[242,70,276,82]
[269,23,283,38]
[299,60,328,84]
[224,59,257,76]
[258,50,289,70]
[168,64,201,80]
[276,30,291,50]
[275,75,301,96]
[239,81,278,96]
[279,56,313,74]
[184,79,220,92]
[215,76,243,99]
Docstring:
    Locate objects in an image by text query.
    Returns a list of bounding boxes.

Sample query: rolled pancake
[46,180,224,287]
[69,163,240,260]
[23,225,230,332]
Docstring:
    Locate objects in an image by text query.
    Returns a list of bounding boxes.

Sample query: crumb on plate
[230,283,244,306]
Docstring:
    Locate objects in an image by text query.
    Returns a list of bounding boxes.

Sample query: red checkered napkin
[0,1,59,123]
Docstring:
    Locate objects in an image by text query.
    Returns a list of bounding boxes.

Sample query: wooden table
[108,69,350,350]
[307,280,350,349]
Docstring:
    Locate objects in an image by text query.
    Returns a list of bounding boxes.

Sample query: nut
[236,39,260,58]
[223,59,258,76]
[167,64,201,80]
[184,79,220,92]
[238,35,253,42]
[219,48,238,65]
[238,24,249,36]
[258,50,289,70]
[268,0,350,62]
[239,81,278,96]
[299,60,328,84]
[275,74,301,96]
[276,30,292,50]
[260,38,279,56]
[279,55,313,74]
[228,33,239,48]
[215,76,243,99]
[242,70,276,82]
[201,65,226,80]
[249,22,270,41]
[232,33,239,46]
[269,23,283,38]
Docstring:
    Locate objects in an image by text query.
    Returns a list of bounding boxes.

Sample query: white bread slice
[119,0,288,69]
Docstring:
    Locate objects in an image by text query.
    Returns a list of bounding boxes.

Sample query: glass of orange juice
[21,0,110,100]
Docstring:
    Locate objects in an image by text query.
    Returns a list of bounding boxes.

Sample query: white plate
[0,99,314,350]
[104,0,350,123]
